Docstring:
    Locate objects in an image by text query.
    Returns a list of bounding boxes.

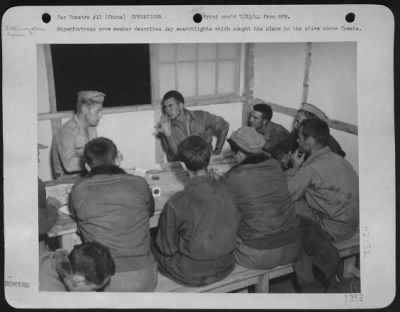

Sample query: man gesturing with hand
[155,90,229,162]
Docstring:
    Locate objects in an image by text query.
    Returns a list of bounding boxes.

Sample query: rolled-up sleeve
[155,202,179,256]
[286,167,315,201]
[203,112,229,149]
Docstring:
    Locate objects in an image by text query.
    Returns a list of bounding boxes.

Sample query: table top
[46,156,236,238]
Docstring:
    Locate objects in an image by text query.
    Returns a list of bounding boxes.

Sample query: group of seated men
[39,89,359,293]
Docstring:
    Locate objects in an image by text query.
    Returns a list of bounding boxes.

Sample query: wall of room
[253,42,359,172]
[38,42,359,180]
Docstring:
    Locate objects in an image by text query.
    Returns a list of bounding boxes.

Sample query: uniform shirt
[261,121,290,153]
[286,146,359,242]
[160,109,229,162]
[51,115,97,177]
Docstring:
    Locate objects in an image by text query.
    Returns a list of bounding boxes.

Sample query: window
[51,44,151,111]
[154,43,241,100]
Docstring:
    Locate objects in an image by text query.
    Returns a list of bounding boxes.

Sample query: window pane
[158,44,175,62]
[198,62,216,95]
[159,64,176,98]
[177,44,196,61]
[218,43,237,59]
[217,61,236,94]
[177,63,196,96]
[198,44,217,60]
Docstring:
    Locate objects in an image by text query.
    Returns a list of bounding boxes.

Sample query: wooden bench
[155,232,360,293]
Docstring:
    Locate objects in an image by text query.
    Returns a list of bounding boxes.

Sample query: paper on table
[58,205,71,216]
[45,184,74,206]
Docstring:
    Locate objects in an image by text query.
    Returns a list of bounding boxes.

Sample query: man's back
[70,165,155,272]
[154,175,240,286]
[161,175,240,259]
[223,154,300,247]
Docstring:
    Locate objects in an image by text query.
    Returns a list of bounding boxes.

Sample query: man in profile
[248,101,289,154]
[288,102,346,158]
[39,242,116,292]
[69,137,157,292]
[286,118,359,292]
[152,136,240,287]
[155,90,230,162]
[51,90,105,178]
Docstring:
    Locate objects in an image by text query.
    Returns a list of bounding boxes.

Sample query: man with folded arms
[69,137,157,291]
[52,90,105,178]
[152,136,240,287]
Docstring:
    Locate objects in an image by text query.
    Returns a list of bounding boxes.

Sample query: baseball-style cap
[228,126,265,154]
[301,102,328,123]
[38,143,47,149]
[77,90,106,103]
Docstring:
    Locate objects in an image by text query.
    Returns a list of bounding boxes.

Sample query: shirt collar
[73,114,86,133]
[186,174,214,187]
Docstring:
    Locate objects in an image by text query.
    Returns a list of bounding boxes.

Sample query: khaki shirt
[51,115,97,177]
[160,109,229,162]
[286,146,359,242]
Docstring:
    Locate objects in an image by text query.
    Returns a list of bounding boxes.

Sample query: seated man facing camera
[69,137,157,292]
[155,90,230,162]
[152,136,241,287]
[39,242,115,291]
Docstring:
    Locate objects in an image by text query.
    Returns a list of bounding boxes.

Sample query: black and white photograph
[3,5,395,309]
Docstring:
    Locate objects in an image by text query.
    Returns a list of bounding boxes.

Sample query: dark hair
[299,118,329,146]
[178,136,210,171]
[270,141,291,159]
[253,103,273,121]
[69,242,116,285]
[84,137,118,168]
[162,90,185,105]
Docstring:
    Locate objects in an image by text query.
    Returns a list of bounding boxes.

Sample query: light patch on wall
[96,111,158,170]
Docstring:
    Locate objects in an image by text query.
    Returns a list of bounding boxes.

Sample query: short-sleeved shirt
[160,109,229,162]
[51,115,97,177]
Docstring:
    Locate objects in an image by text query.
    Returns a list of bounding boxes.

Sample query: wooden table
[46,154,235,251]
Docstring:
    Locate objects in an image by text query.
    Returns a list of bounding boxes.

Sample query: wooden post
[301,42,312,104]
[150,45,165,164]
[255,272,270,293]
[242,43,255,126]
